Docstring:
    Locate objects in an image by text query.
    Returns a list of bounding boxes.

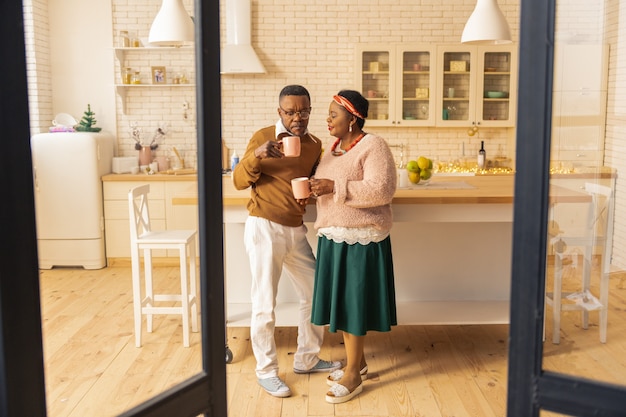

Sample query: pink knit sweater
[313,133,397,233]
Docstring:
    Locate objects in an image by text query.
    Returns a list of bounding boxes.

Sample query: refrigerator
[31,132,115,269]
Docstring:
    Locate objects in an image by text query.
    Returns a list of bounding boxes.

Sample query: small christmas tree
[75,104,102,132]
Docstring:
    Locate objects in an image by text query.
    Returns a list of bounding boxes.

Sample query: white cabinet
[551,44,608,166]
[356,44,436,126]
[435,45,517,127]
[356,44,517,128]
[103,179,198,259]
[165,181,199,236]
[553,44,606,91]
[113,47,195,114]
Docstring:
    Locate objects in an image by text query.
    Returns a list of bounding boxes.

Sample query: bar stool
[128,184,198,347]
[545,182,614,344]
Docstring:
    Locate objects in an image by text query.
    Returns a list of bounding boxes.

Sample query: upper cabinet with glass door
[356,44,436,127]
[436,44,517,127]
[550,44,608,166]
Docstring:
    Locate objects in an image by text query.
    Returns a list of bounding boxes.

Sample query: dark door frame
[1,0,226,416]
[507,0,626,416]
[4,0,626,416]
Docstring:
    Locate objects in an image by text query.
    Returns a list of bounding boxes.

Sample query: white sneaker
[293,359,342,374]
[258,376,292,398]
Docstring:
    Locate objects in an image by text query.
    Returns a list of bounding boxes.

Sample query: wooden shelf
[114,45,193,62]
[113,46,195,114]
[115,84,195,114]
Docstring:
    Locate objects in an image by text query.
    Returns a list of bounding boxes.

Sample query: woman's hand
[309,177,334,197]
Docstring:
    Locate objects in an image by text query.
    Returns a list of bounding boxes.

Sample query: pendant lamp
[148,0,194,46]
[461,0,512,44]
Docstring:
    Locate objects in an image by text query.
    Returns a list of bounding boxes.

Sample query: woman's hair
[337,89,368,128]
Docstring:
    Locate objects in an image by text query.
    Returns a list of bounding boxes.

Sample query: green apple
[406,160,420,173]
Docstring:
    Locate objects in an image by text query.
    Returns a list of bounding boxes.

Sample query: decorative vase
[138,146,153,166]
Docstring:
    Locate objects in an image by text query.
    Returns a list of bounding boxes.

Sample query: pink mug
[282,136,301,157]
[291,177,311,199]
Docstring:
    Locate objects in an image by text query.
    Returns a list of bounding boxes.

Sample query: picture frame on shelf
[151,66,166,84]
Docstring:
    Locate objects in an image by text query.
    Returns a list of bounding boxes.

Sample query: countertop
[160,175,517,206]
[102,172,197,182]
[103,170,608,206]
[162,175,591,206]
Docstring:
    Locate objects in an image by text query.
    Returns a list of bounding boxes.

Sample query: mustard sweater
[232,126,322,227]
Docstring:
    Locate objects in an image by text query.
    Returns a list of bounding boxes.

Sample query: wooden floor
[39,260,626,417]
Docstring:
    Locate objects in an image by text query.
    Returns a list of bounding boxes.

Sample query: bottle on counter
[231,150,239,171]
[478,140,486,170]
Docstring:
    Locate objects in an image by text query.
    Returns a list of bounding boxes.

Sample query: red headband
[333,95,365,120]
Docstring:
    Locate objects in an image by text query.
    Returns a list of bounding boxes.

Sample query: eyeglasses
[279,106,311,119]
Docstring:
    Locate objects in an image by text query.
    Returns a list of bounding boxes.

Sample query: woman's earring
[349,123,353,133]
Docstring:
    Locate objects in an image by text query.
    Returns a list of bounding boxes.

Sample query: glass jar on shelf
[129,31,141,47]
[131,71,141,84]
[122,67,132,84]
[118,30,130,47]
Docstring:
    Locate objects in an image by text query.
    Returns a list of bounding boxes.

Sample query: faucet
[389,143,404,168]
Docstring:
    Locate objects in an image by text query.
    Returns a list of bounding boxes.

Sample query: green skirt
[311,235,397,336]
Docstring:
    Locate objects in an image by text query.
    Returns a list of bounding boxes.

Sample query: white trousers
[244,216,324,379]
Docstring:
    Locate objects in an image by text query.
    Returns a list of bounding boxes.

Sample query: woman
[309,90,397,404]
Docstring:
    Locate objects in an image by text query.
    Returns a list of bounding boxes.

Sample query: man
[232,85,341,397]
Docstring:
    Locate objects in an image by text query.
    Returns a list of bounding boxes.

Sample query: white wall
[25,0,626,270]
[47,0,116,135]
[217,0,520,165]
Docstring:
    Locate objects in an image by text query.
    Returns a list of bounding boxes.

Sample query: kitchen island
[215,175,516,326]
[105,173,596,326]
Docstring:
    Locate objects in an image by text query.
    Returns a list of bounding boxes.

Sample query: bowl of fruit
[406,156,433,186]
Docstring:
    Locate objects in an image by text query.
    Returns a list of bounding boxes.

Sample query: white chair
[546,182,614,344]
[128,184,198,347]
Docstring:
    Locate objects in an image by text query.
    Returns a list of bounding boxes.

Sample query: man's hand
[254,140,283,159]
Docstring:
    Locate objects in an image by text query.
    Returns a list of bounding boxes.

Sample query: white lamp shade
[148,0,194,46]
[461,0,512,44]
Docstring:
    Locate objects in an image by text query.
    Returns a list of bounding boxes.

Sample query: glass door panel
[401,50,431,122]
[442,51,471,123]
[481,51,512,122]
[361,50,391,123]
